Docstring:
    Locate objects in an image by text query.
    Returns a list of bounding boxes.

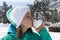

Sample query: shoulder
[1,34,10,40]
[1,34,17,40]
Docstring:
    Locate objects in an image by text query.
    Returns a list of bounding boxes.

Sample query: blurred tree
[50,8,58,23]
[3,1,8,12]
[29,0,50,21]
[2,2,12,23]
[9,5,12,9]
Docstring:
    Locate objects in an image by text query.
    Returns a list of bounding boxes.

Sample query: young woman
[1,6,52,40]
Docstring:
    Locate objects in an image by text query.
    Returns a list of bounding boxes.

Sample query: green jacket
[1,27,52,40]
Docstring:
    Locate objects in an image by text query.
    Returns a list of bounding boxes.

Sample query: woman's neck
[21,25,28,33]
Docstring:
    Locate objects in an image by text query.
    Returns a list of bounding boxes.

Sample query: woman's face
[21,11,33,33]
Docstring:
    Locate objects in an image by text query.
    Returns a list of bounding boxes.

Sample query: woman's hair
[16,25,23,38]
[16,25,32,38]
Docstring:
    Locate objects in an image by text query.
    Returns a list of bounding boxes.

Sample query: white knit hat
[8,7,30,28]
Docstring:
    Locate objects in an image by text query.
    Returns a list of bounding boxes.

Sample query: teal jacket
[1,27,52,40]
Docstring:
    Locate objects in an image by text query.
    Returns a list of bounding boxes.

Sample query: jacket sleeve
[39,27,52,40]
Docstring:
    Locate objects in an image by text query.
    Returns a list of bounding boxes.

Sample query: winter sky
[0,0,35,7]
[0,0,33,2]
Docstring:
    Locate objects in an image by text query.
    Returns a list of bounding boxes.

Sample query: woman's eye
[27,16,30,18]
[26,15,32,18]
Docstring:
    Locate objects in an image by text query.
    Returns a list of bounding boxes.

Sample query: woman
[1,6,52,40]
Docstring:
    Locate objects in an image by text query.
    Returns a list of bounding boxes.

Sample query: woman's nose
[31,16,34,26]
[28,16,33,20]
[31,17,33,20]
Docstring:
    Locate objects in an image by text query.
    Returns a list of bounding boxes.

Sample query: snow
[49,32,60,40]
[0,24,10,38]
[0,24,60,40]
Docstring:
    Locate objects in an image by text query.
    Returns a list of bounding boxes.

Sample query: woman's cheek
[24,19,32,27]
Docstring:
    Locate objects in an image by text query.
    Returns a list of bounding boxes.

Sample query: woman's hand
[35,21,44,32]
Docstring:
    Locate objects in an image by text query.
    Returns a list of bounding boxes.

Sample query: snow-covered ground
[49,32,60,40]
[0,24,10,38]
[0,24,60,40]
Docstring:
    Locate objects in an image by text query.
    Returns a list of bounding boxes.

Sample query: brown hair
[16,25,23,38]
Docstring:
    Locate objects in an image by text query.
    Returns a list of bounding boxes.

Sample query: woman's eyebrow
[26,13,30,15]
[26,13,31,16]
